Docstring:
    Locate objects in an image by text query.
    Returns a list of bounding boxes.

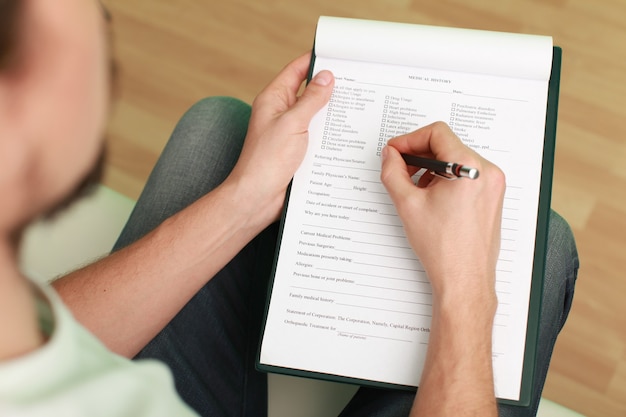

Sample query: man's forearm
[53,178,271,358]
[410,293,498,417]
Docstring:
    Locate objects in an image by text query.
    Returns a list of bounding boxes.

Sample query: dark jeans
[113,97,579,417]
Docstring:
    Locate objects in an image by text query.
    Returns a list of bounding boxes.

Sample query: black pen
[401,153,480,180]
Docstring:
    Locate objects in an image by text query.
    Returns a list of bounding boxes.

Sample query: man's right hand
[380,121,505,306]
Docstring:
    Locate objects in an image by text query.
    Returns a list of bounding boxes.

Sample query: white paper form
[260,17,553,402]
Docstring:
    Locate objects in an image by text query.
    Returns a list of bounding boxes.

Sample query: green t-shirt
[0,283,197,417]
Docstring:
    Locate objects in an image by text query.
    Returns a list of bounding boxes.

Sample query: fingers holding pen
[385,121,505,190]
[380,145,425,212]
[380,121,506,285]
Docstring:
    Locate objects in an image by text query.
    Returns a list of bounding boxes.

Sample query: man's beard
[44,143,108,221]
[11,144,108,257]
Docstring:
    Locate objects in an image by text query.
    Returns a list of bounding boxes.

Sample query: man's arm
[410,283,498,416]
[380,122,505,416]
[53,53,335,358]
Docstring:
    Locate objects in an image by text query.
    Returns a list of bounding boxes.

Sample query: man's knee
[543,210,579,328]
[179,96,252,133]
[546,210,579,274]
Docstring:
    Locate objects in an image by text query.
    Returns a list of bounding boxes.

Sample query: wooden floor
[103,1,626,415]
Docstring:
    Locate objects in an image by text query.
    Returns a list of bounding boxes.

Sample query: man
[0,0,579,416]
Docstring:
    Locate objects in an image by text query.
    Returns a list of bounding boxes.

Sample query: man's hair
[0,0,22,70]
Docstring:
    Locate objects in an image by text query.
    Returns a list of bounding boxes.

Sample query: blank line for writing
[303,224,404,238]
[463,93,528,102]
[351,219,403,228]
[354,261,425,273]
[317,268,429,284]
[336,302,433,318]
[353,240,411,250]
[318,163,380,173]
[291,286,431,307]
[357,81,450,95]
[336,248,416,261]
[332,197,394,206]
[358,283,432,296]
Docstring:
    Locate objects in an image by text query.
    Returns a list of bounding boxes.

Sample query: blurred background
[101,1,625,415]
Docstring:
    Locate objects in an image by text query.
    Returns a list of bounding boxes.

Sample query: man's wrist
[219,174,283,233]
[432,289,498,337]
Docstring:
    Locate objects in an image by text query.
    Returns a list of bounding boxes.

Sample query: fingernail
[313,71,332,86]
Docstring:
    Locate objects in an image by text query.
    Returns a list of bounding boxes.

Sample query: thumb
[288,70,335,123]
[380,145,421,207]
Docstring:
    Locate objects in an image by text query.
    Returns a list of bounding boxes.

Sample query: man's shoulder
[0,282,198,417]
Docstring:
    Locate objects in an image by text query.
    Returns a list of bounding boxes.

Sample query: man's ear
[0,76,23,180]
[0,43,42,177]
[0,75,17,166]
[0,77,32,235]
[0,65,23,137]
[0,68,35,197]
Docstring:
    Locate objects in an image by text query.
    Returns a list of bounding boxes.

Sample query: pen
[401,153,480,180]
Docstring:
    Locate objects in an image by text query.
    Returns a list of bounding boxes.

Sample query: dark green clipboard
[500,45,562,407]
[257,45,562,407]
